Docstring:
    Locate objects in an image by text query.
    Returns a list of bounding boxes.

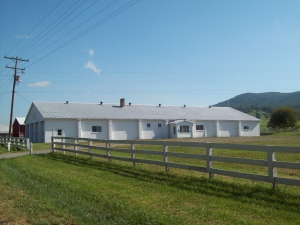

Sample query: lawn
[0,133,300,224]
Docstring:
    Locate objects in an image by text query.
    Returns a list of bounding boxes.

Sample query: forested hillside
[213,91,300,115]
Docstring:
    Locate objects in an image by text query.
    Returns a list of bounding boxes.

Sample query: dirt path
[0,150,52,159]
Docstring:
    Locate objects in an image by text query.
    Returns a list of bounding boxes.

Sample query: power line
[15,92,31,104]
[20,78,300,85]
[24,0,118,63]
[2,0,65,59]
[18,0,85,57]
[20,0,101,59]
[26,0,140,68]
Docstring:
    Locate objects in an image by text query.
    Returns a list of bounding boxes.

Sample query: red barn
[13,117,25,137]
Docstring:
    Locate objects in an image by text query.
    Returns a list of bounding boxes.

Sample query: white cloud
[84,61,101,75]
[28,81,51,87]
[89,49,94,57]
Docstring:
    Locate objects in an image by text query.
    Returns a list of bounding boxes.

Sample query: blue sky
[0,0,299,124]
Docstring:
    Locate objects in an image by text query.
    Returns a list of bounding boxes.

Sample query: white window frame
[244,126,249,130]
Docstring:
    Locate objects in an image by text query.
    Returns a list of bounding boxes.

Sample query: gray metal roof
[29,102,259,121]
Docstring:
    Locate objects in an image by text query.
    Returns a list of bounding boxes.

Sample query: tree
[267,107,299,131]
[255,112,261,119]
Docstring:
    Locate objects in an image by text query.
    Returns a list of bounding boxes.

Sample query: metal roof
[15,117,25,125]
[0,124,9,133]
[28,102,259,122]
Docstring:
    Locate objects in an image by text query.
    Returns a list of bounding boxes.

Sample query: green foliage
[267,107,299,130]
[256,112,261,119]
[214,91,300,116]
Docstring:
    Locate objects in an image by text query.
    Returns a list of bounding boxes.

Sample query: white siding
[177,121,192,138]
[141,120,166,139]
[44,119,77,143]
[240,121,260,136]
[206,121,216,137]
[219,121,239,137]
[112,120,138,140]
[193,121,205,138]
[25,105,44,124]
[169,124,177,138]
[81,120,109,139]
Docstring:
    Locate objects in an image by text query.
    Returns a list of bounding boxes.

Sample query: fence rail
[0,137,32,153]
[51,136,300,188]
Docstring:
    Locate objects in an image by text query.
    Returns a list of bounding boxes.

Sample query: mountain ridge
[213,91,300,115]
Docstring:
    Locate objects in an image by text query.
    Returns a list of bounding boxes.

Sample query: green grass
[0,143,52,155]
[0,144,27,154]
[0,133,300,224]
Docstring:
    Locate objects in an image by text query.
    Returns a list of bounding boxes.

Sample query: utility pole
[4,56,29,137]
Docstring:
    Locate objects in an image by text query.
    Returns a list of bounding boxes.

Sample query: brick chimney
[120,98,125,108]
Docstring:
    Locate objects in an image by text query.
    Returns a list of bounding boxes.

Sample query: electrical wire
[15,92,31,104]
[26,0,140,68]
[2,0,65,59]
[24,0,118,62]
[20,0,98,58]
[18,0,85,57]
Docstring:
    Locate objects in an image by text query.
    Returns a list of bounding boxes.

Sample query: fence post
[106,139,111,162]
[268,145,278,188]
[163,141,169,172]
[7,141,10,151]
[89,140,93,159]
[30,142,33,155]
[26,138,30,151]
[74,139,78,156]
[131,140,136,167]
[62,134,65,154]
[51,136,56,152]
[206,142,214,179]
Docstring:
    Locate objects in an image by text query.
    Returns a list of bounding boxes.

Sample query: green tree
[267,107,299,131]
[255,112,261,119]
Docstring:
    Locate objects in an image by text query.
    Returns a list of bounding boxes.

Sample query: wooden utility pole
[4,56,29,137]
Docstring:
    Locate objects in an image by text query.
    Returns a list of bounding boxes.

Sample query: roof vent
[100,101,103,105]
[66,101,69,104]
[129,102,131,106]
[209,105,212,108]
[184,105,186,108]
[159,103,161,107]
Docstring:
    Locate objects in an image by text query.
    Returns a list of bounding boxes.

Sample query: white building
[25,99,260,143]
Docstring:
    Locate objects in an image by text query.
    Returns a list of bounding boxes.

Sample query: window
[147,123,151,128]
[57,129,62,135]
[180,125,189,133]
[196,125,204,131]
[92,126,102,132]
[244,126,249,130]
[158,123,162,128]
[173,126,176,134]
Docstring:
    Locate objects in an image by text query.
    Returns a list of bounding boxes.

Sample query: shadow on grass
[38,152,300,213]
[260,133,276,136]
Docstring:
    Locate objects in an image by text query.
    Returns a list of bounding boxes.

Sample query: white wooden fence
[51,136,300,188]
[0,137,32,153]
